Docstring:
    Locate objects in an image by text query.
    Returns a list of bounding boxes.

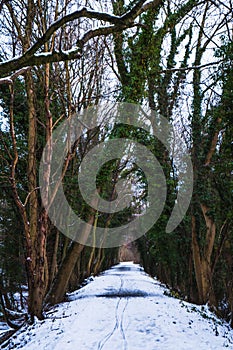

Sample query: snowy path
[3,262,233,349]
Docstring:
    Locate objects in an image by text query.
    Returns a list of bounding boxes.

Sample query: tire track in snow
[97,298,121,350]
[119,297,128,350]
[97,276,128,350]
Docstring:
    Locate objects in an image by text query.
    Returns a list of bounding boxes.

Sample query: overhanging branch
[0,0,159,78]
[0,67,31,85]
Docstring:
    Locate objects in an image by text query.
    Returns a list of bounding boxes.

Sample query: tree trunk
[25,70,43,320]
[46,242,84,305]
[48,229,59,287]
[25,65,50,320]
[46,214,96,305]
[93,248,104,275]
[191,212,216,305]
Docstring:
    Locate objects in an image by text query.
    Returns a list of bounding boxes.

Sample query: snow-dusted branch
[0,0,161,78]
[0,67,31,85]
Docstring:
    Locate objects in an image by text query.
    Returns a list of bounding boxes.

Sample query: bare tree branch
[160,59,225,73]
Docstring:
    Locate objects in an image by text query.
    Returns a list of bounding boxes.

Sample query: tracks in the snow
[97,276,128,350]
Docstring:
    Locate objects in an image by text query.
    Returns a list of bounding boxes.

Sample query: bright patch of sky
[0,104,8,131]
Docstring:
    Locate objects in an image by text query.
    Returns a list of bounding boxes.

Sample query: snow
[0,322,10,335]
[2,262,233,349]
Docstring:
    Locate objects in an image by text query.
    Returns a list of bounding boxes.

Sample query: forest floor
[1,262,233,349]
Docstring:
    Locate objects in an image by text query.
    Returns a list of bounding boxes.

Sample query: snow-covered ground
[0,321,10,335]
[2,262,233,349]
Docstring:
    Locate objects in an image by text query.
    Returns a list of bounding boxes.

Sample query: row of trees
[0,0,232,328]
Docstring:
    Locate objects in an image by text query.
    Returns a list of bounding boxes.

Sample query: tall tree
[0,0,164,321]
